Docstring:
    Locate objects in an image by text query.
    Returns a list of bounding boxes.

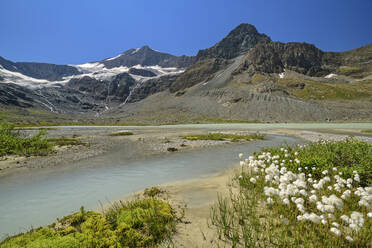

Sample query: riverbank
[2,125,371,178]
[0,127,264,178]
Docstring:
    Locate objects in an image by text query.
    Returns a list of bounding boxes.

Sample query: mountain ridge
[1,23,371,124]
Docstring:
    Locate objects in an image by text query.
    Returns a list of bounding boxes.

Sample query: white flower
[308,213,321,223]
[330,227,341,236]
[240,161,245,166]
[321,219,327,225]
[339,172,343,175]
[297,215,304,221]
[332,167,337,171]
[250,177,256,184]
[367,212,372,218]
[358,199,369,208]
[267,197,274,204]
[239,153,243,159]
[312,167,316,171]
[340,215,350,223]
[238,175,243,179]
[328,214,335,219]
[345,236,353,242]
[332,222,339,228]
[309,195,318,203]
[327,186,333,191]
[299,189,307,196]
[322,170,328,175]
[294,152,299,156]
[282,198,290,205]
[295,198,305,205]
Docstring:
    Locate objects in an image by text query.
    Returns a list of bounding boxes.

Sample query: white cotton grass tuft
[345,236,353,242]
[330,227,341,236]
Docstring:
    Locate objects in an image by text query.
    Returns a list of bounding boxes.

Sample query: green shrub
[0,122,51,157]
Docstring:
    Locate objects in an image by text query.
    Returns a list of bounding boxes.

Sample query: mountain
[0,24,371,124]
[0,56,81,81]
[101,45,195,69]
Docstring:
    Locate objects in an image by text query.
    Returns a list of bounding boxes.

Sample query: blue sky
[0,0,371,64]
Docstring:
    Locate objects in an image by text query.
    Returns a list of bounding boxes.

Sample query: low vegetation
[0,122,51,157]
[108,131,134,136]
[361,129,372,133]
[339,66,363,76]
[181,133,264,142]
[277,78,372,101]
[211,139,372,247]
[1,197,177,248]
[0,122,87,157]
[46,137,87,147]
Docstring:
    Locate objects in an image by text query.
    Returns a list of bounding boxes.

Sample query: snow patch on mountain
[104,53,123,61]
[1,61,184,89]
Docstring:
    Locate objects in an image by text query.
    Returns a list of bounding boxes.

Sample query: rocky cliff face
[233,42,327,77]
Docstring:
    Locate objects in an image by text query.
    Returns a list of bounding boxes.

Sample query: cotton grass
[211,139,372,247]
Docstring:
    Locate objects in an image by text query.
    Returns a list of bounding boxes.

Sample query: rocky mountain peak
[196,23,271,60]
[101,45,195,69]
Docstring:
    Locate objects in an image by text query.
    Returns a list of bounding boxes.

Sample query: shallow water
[55,122,372,130]
[0,134,301,239]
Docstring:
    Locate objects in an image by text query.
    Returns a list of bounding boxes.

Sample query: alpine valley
[1,24,371,124]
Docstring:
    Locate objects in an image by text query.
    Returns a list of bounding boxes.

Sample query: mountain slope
[0,24,371,124]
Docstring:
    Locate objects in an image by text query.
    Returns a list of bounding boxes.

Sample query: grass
[1,197,177,248]
[339,66,363,76]
[181,133,264,142]
[276,78,372,101]
[108,131,134,136]
[361,129,372,133]
[210,139,372,247]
